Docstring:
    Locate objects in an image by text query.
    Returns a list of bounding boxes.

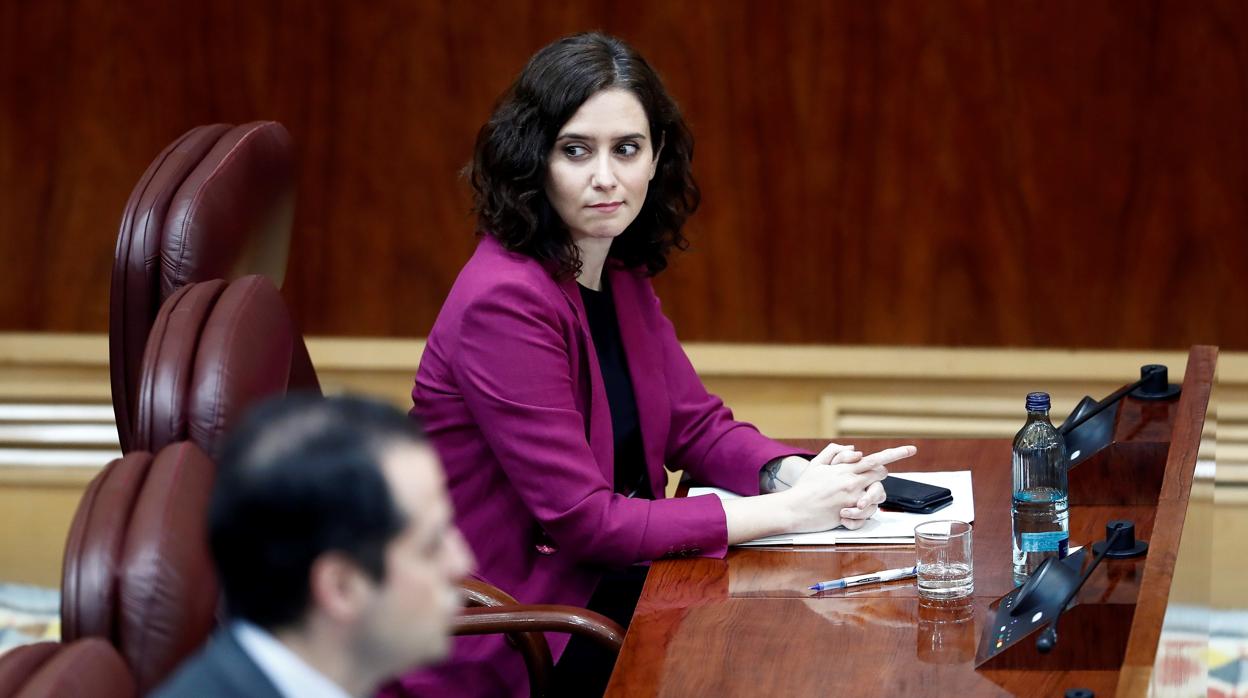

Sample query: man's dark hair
[209,393,426,630]
[468,31,700,278]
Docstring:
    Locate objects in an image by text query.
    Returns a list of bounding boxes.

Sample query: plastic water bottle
[1011,391,1070,580]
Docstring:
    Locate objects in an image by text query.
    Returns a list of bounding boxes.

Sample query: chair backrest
[110,122,308,452]
[0,638,136,698]
[133,275,298,456]
[60,442,217,695]
[0,643,61,697]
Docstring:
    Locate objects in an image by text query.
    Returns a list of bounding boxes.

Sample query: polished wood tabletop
[605,347,1215,697]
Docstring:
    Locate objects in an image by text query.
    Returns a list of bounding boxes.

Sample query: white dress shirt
[232,620,354,698]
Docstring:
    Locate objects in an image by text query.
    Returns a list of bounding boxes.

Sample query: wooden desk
[606,347,1214,697]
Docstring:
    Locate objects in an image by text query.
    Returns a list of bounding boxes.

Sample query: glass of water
[914,520,974,599]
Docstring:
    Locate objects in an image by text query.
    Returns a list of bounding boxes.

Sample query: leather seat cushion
[61,452,155,641]
[136,276,294,455]
[13,639,136,698]
[160,122,295,298]
[135,281,227,453]
[116,441,218,693]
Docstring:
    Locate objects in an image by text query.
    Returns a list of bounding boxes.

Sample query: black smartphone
[881,476,953,514]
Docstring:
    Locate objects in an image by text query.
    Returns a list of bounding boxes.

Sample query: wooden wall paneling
[0,1,1244,348]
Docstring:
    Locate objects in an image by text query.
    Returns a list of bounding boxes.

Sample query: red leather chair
[0,643,60,696]
[0,638,136,698]
[132,275,299,455]
[110,122,318,453]
[0,442,216,696]
[61,442,218,693]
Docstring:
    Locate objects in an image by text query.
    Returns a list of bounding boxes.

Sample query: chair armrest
[452,579,627,696]
[454,605,625,653]
[460,577,520,607]
[456,578,552,694]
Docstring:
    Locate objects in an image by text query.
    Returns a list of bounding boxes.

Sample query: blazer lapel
[554,275,615,484]
[211,628,285,698]
[609,267,671,499]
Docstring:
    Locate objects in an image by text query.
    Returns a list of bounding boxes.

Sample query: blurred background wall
[1,0,1244,348]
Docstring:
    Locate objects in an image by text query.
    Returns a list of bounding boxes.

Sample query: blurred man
[154,394,474,698]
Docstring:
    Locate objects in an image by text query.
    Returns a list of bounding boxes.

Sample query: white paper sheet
[689,470,975,546]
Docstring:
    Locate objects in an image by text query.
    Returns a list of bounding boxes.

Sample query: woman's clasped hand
[723,443,916,544]
[788,443,918,532]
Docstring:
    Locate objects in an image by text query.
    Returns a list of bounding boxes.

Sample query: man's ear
[650,131,665,180]
[308,552,370,622]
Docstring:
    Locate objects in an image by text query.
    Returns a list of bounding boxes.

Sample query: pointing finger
[861,445,918,468]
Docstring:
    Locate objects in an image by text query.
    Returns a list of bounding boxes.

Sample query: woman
[399,32,916,696]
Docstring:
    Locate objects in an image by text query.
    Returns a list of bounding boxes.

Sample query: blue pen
[809,566,918,592]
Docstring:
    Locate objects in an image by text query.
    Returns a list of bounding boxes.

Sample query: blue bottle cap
[1026,392,1051,411]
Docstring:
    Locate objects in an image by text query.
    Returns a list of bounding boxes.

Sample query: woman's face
[545,88,660,244]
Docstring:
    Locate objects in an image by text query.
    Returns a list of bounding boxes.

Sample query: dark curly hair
[468,32,700,278]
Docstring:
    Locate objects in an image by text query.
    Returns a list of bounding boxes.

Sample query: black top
[579,281,651,498]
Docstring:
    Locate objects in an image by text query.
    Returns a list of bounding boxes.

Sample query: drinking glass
[914,520,974,599]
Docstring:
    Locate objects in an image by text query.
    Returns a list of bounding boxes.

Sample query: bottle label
[1019,531,1069,553]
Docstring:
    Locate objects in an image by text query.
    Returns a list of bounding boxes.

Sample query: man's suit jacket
[151,628,282,698]
[394,236,794,696]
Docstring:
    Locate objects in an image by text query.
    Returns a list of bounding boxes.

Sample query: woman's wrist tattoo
[760,458,792,491]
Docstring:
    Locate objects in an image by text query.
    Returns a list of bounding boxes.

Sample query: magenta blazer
[392,236,793,696]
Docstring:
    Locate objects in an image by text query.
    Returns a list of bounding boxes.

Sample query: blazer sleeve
[648,287,801,496]
[452,279,734,564]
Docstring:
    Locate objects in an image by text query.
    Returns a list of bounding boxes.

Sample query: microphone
[1034,521,1141,654]
[1058,365,1178,437]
